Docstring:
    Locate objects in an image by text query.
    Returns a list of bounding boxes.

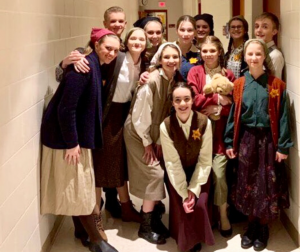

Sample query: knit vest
[232,76,286,151]
[164,111,208,181]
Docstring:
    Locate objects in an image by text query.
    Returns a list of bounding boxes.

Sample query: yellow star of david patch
[270,88,279,98]
[192,128,201,140]
[189,58,198,64]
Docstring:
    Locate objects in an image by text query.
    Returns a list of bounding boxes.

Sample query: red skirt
[166,175,215,251]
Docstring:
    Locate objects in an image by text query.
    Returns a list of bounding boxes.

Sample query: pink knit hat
[91,28,115,43]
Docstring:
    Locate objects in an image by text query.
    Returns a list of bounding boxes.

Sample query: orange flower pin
[189,57,198,64]
[192,128,201,140]
[270,88,279,98]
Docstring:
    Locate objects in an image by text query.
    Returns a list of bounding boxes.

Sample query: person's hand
[201,105,219,116]
[226,148,237,159]
[143,144,158,165]
[219,94,232,106]
[154,144,162,161]
[183,190,196,213]
[61,50,85,69]
[139,71,150,85]
[275,151,288,162]
[74,57,90,73]
[65,145,81,165]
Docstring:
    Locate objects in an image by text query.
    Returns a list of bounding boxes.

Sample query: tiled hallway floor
[50,196,300,252]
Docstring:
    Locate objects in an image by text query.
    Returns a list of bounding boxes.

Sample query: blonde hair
[244,39,275,76]
[104,6,125,22]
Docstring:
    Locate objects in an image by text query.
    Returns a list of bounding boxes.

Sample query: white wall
[244,0,263,39]
[280,0,300,243]
[201,0,232,49]
[141,0,183,42]
[0,1,138,251]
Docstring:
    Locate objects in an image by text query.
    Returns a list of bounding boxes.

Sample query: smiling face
[126,29,146,55]
[95,36,120,65]
[177,21,195,45]
[160,46,180,79]
[144,21,163,47]
[244,42,265,71]
[254,18,277,43]
[103,12,127,37]
[172,86,193,122]
[229,20,245,41]
[195,20,211,40]
[201,43,220,69]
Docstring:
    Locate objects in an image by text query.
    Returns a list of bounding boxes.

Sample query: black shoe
[154,201,166,214]
[190,243,202,252]
[219,223,233,238]
[138,210,166,244]
[152,208,170,238]
[253,224,269,251]
[105,191,122,218]
[241,221,258,249]
[89,240,118,252]
[74,231,90,247]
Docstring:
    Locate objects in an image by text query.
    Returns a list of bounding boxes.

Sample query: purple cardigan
[41,51,103,149]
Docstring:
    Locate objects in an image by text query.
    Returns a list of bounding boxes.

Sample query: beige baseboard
[40,216,65,252]
[281,210,299,247]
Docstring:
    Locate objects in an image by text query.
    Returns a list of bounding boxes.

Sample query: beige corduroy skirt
[40,145,96,216]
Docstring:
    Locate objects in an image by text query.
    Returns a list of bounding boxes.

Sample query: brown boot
[92,213,108,242]
[121,200,142,223]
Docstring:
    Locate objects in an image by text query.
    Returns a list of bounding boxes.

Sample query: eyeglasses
[230,25,243,30]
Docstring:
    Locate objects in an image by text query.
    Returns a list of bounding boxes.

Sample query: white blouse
[112,51,141,103]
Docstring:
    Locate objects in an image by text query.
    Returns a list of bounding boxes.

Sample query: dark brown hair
[171,82,195,101]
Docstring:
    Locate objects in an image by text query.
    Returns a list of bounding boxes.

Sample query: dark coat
[41,51,103,149]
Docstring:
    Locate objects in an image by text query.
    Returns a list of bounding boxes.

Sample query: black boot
[104,188,122,218]
[253,224,269,251]
[190,243,202,252]
[241,221,258,249]
[72,216,89,247]
[154,201,166,214]
[138,210,166,244]
[152,207,170,238]
[89,240,118,252]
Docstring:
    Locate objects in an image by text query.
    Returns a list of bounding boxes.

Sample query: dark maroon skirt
[166,174,215,251]
[231,127,289,221]
[92,102,130,188]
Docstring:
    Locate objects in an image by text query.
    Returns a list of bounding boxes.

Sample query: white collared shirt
[176,111,194,139]
[112,52,141,102]
[266,40,284,79]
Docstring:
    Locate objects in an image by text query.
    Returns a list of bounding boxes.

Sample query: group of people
[40,5,293,252]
